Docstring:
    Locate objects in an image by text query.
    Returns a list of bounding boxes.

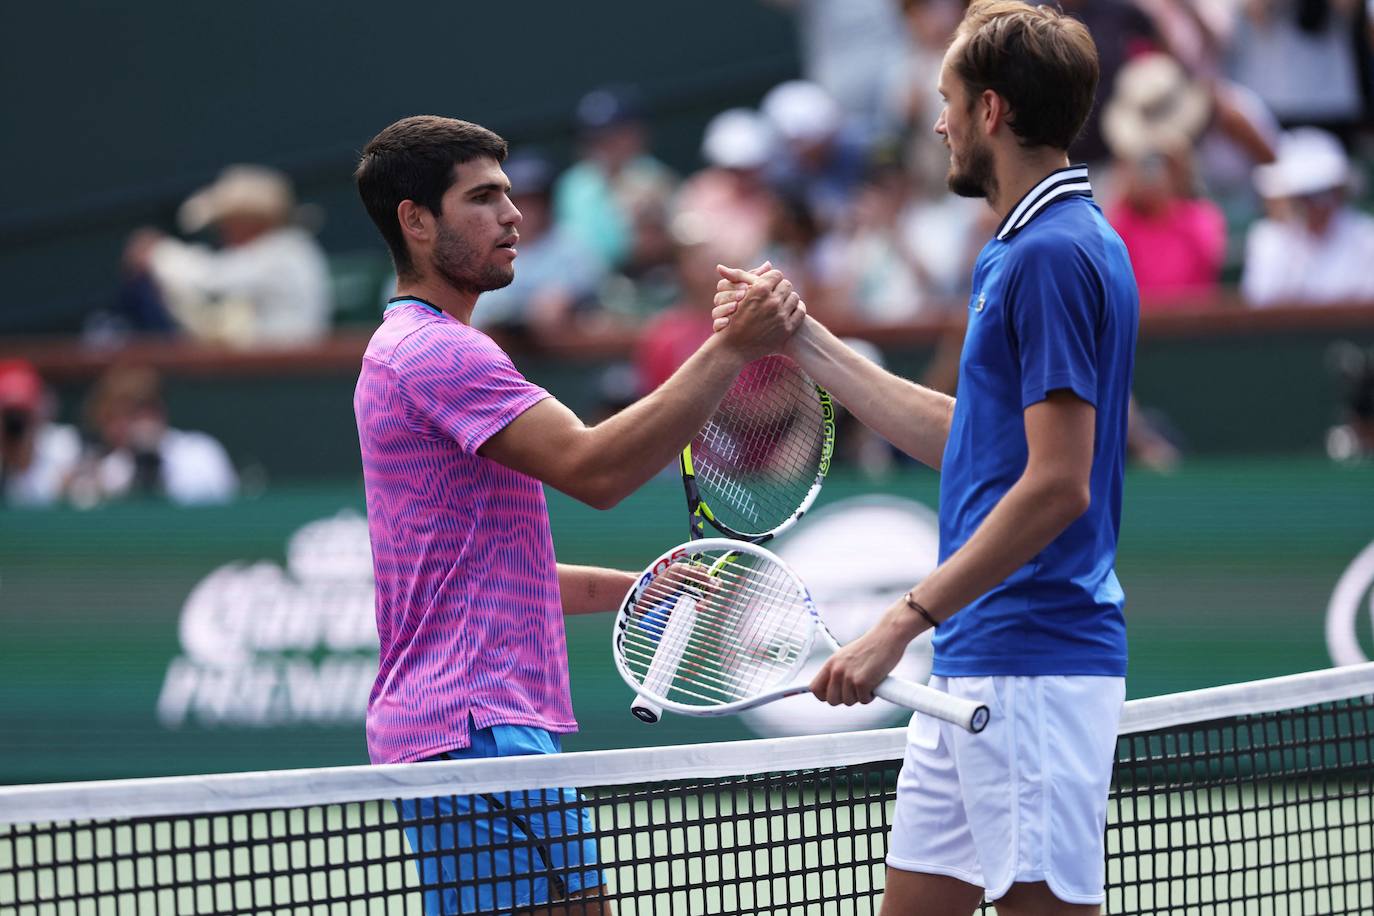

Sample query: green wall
[0,2,799,334]
[3,458,1371,785]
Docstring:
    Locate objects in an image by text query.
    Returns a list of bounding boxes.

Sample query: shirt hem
[1022,373,1097,411]
[368,715,579,765]
[932,657,1127,678]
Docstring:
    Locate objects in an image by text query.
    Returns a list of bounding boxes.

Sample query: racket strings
[626,579,799,687]
[693,356,826,534]
[623,556,813,705]
[625,582,799,699]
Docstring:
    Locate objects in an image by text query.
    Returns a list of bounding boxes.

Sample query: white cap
[760,80,841,144]
[1253,128,1350,199]
[701,108,775,169]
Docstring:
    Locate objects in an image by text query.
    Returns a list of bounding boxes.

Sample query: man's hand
[712,263,804,360]
[712,261,771,333]
[809,597,924,705]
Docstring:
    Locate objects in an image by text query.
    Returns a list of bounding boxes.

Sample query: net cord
[2,662,1370,827]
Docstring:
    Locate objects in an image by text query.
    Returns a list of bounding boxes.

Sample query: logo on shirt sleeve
[973,291,986,313]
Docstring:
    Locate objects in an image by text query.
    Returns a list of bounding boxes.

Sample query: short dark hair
[951,1,1099,152]
[355,116,508,278]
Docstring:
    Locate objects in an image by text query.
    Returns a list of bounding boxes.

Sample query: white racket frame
[614,538,990,734]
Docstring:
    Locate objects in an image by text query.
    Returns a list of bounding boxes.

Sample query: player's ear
[397,200,432,245]
[982,90,1010,137]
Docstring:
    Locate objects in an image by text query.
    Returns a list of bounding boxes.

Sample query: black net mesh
[3,691,1371,914]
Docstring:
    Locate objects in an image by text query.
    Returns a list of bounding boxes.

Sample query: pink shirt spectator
[354,301,574,764]
[1107,198,1226,309]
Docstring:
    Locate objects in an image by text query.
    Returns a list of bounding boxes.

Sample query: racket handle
[874,678,991,734]
[630,695,664,724]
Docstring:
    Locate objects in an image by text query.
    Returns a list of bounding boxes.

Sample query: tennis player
[353,115,803,915]
[715,4,1136,913]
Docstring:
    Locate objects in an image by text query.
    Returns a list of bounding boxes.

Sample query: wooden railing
[4,299,1374,381]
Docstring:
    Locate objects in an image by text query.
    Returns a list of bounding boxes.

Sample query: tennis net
[2,664,1371,915]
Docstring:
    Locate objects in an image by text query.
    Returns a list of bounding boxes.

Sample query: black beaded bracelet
[904,591,940,629]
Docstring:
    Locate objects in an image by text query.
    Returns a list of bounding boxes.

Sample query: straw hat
[1101,53,1211,161]
[1253,128,1350,199]
[177,165,299,234]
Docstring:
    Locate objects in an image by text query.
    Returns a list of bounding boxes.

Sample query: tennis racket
[682,353,835,543]
[630,354,837,723]
[616,538,990,734]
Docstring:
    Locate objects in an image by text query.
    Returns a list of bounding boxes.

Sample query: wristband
[904,591,940,629]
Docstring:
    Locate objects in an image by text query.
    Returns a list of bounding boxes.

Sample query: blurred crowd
[0,359,237,509]
[99,0,1374,359]
[10,0,1374,508]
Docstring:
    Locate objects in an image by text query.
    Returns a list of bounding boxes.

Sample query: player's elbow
[568,472,629,510]
[1048,477,1092,524]
[581,483,626,511]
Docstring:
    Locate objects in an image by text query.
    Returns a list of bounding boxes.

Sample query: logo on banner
[1327,538,1374,665]
[157,511,378,728]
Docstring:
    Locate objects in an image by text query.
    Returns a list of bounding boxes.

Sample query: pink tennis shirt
[354,300,575,764]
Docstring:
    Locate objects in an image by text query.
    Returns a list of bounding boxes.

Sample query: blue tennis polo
[932,166,1138,678]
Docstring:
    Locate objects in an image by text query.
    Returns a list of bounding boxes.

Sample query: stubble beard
[947,135,997,201]
[432,222,515,296]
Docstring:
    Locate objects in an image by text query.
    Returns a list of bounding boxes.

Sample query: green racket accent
[682,355,834,543]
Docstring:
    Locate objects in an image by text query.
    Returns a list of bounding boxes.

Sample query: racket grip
[630,695,664,724]
[874,678,991,734]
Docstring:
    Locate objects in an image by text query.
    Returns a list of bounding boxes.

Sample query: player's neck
[987,148,1073,223]
[393,276,478,325]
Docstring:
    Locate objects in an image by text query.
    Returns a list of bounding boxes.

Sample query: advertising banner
[2,460,1370,784]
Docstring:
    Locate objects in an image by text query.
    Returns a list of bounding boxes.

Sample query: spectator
[760,0,910,138]
[469,149,606,342]
[553,85,677,271]
[887,0,967,179]
[120,165,332,348]
[596,195,682,323]
[760,80,872,231]
[761,191,835,322]
[818,161,934,322]
[68,365,238,507]
[0,360,82,508]
[1242,128,1374,306]
[1102,54,1227,306]
[1057,0,1163,167]
[1227,0,1369,141]
[1325,341,1374,461]
[633,237,732,396]
[674,108,779,269]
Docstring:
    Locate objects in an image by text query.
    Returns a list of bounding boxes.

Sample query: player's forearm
[577,335,747,507]
[557,564,637,615]
[788,316,953,469]
[905,469,1090,629]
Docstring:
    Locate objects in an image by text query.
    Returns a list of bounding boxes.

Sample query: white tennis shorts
[886,674,1125,904]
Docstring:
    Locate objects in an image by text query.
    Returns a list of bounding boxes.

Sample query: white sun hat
[1253,128,1350,199]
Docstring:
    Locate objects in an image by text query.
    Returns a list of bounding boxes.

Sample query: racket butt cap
[630,696,663,724]
[971,705,991,733]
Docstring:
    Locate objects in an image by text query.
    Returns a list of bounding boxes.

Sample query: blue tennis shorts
[398,723,603,915]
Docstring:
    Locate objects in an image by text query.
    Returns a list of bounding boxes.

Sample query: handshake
[708,261,809,361]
